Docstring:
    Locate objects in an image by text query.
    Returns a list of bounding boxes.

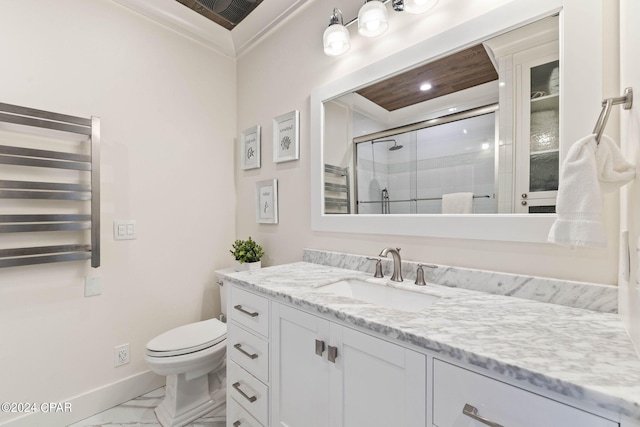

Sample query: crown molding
[111,0,308,58]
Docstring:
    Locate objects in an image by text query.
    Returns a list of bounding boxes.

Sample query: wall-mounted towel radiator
[0,102,100,268]
[324,164,350,214]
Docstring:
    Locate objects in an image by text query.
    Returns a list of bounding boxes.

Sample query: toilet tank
[215,268,235,321]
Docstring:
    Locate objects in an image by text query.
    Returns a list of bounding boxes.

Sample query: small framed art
[273,110,300,163]
[256,179,278,224]
[241,125,261,170]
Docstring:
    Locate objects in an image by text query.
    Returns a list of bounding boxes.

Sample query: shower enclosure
[354,107,497,214]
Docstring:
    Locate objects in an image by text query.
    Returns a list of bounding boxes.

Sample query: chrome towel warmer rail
[0,102,100,268]
[324,164,351,214]
[593,87,634,144]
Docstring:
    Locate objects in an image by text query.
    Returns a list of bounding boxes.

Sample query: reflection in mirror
[322,15,559,215]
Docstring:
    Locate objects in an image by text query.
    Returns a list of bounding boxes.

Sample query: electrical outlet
[114,344,130,367]
[84,276,102,297]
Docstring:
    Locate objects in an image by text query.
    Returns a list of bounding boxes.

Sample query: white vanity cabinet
[432,359,617,427]
[227,286,271,427]
[226,280,626,427]
[271,302,426,427]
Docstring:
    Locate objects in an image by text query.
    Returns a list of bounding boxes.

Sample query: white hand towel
[442,192,473,214]
[547,134,635,248]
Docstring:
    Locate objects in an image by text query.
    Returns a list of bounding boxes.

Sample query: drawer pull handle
[234,304,259,317]
[232,381,258,403]
[315,339,325,356]
[233,421,241,427]
[234,343,258,360]
[328,345,338,363]
[462,404,504,427]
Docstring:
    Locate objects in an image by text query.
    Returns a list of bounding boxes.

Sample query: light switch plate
[114,220,136,240]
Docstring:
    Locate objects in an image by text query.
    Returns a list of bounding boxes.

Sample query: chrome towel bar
[593,87,633,144]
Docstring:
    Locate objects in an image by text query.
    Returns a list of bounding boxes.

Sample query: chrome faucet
[379,247,402,282]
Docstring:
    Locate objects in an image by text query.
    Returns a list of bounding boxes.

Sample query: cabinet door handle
[232,381,258,403]
[233,421,241,427]
[315,339,326,356]
[234,304,259,317]
[234,343,258,360]
[327,345,338,363]
[462,404,504,427]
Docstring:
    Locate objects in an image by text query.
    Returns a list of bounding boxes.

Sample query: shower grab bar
[593,87,633,144]
[358,194,491,204]
[0,102,100,268]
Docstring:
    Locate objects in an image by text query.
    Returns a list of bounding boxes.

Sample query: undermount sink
[313,279,440,312]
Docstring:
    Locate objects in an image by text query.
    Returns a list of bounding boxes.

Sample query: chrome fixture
[323,8,350,56]
[381,188,390,214]
[379,247,403,282]
[593,87,634,144]
[323,0,438,56]
[415,264,426,286]
[367,257,384,278]
[414,264,436,286]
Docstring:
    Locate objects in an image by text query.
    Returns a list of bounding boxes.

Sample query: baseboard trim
[0,370,165,427]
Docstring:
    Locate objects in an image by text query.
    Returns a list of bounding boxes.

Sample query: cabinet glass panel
[529,60,559,194]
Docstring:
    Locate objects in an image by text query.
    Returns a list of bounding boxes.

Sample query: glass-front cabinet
[515,48,560,213]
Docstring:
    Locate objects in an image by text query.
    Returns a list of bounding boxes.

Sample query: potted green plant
[230,237,264,271]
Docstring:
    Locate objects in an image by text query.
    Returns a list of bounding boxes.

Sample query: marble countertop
[222,262,640,421]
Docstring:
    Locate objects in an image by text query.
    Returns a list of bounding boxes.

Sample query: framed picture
[241,125,261,170]
[256,179,278,224]
[273,110,300,163]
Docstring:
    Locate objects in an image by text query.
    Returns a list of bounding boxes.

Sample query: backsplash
[303,249,618,313]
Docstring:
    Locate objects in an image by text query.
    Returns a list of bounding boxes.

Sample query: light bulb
[404,0,438,14]
[323,24,350,56]
[358,1,389,38]
[323,9,350,56]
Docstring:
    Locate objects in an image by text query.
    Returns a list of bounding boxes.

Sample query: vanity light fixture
[323,8,350,56]
[358,0,389,38]
[403,0,438,14]
[324,0,438,56]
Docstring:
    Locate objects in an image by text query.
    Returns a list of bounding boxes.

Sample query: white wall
[0,0,236,424]
[235,0,620,285]
[620,0,640,354]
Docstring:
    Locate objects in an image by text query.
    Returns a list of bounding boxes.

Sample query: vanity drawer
[230,286,270,337]
[229,361,269,426]
[228,397,264,427]
[229,322,269,383]
[433,359,616,427]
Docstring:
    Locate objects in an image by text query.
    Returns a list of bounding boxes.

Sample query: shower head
[389,141,403,151]
[371,139,403,151]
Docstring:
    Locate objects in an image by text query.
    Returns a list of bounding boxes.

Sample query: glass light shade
[323,24,351,56]
[358,1,389,38]
[403,0,438,14]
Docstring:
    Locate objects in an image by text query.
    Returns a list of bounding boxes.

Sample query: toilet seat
[146,318,227,358]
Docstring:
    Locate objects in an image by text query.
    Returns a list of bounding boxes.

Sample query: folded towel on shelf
[442,192,473,214]
[547,134,635,248]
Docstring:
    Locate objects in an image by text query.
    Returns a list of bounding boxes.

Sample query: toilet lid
[146,318,227,357]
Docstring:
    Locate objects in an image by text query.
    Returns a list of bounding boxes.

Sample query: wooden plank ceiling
[174,0,263,30]
[356,44,498,111]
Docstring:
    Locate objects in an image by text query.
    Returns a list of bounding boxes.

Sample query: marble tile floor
[68,387,225,427]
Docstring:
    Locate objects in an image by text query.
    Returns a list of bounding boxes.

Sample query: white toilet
[145,289,228,427]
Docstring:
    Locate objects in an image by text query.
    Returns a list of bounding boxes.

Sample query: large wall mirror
[311,0,603,242]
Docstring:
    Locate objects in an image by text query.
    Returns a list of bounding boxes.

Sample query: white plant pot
[233,260,261,272]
